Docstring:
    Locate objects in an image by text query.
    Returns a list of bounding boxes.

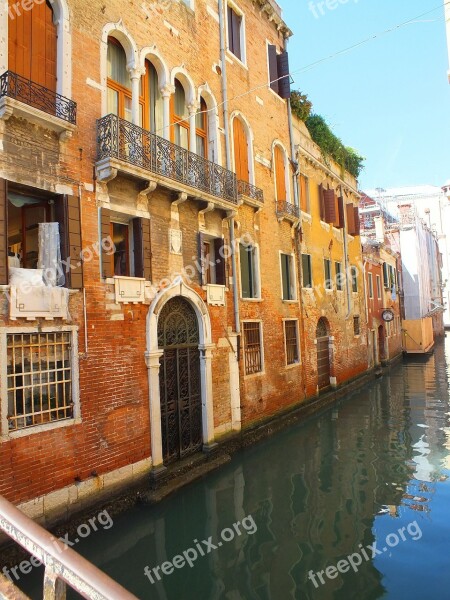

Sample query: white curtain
[38,223,64,287]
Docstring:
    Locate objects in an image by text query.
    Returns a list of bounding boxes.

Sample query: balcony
[276,200,300,222]
[0,71,77,140]
[96,114,238,207]
[238,180,264,208]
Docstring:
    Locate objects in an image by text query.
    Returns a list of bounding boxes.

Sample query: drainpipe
[284,37,299,209]
[218,0,239,336]
[341,184,352,319]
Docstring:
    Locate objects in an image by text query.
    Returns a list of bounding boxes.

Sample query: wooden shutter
[353,207,360,235]
[132,218,144,278]
[318,184,326,221]
[337,196,345,229]
[198,232,206,286]
[0,179,8,286]
[214,238,226,285]
[268,45,279,93]
[233,118,249,183]
[274,146,286,202]
[101,208,113,279]
[142,218,152,281]
[323,189,338,225]
[383,262,389,288]
[9,0,56,91]
[66,195,83,289]
[277,51,291,99]
[346,203,356,235]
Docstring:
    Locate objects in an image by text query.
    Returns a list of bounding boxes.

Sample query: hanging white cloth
[38,223,64,287]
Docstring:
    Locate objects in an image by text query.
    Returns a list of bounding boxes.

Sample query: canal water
[19,334,450,599]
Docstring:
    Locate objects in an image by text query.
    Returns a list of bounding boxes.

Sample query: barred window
[284,320,299,365]
[7,332,73,431]
[243,322,262,375]
[353,316,360,336]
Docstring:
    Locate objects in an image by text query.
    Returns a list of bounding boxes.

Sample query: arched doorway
[157,296,202,463]
[316,318,331,390]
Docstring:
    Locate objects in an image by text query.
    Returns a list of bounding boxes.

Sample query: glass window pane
[175,125,189,150]
[196,135,206,157]
[148,63,163,134]
[174,80,187,118]
[107,40,131,89]
[124,96,132,123]
[112,223,129,276]
[107,88,119,116]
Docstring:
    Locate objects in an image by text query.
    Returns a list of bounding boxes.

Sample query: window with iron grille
[243,322,262,375]
[284,320,299,365]
[281,253,296,300]
[6,332,74,431]
[353,316,360,336]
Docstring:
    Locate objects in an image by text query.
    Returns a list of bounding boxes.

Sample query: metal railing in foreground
[0,495,138,600]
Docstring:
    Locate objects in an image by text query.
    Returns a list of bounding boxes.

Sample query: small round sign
[382,309,394,322]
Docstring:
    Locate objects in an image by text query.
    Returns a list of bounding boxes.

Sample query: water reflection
[20,337,450,600]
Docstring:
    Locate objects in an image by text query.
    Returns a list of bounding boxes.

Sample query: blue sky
[281,0,450,190]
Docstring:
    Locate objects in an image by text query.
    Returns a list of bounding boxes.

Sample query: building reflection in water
[18,340,450,600]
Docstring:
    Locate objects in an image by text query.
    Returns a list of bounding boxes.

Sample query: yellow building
[292,119,367,395]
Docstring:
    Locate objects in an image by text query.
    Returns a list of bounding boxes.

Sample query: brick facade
[0,0,378,514]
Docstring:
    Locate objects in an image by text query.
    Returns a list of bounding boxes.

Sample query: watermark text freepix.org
[144,514,257,584]
[308,520,422,588]
[1,509,113,583]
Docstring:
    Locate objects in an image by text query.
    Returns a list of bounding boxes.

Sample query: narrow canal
[22,334,450,599]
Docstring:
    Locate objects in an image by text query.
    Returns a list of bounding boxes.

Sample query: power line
[154,1,447,136]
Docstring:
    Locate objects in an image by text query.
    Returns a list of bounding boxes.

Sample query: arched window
[107,38,132,121]
[8,0,56,90]
[195,98,208,158]
[233,117,249,182]
[170,79,189,149]
[274,145,287,202]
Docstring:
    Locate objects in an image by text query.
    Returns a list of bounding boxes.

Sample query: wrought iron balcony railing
[276,200,300,219]
[238,179,264,203]
[97,114,238,204]
[0,71,77,124]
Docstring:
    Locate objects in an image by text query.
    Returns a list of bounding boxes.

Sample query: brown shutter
[132,218,144,278]
[66,195,83,289]
[142,218,152,281]
[318,184,326,221]
[214,238,226,285]
[268,45,279,94]
[274,145,286,202]
[277,51,291,99]
[198,232,205,286]
[346,203,356,235]
[323,189,338,225]
[337,196,345,229]
[0,179,8,285]
[233,118,249,183]
[101,207,113,279]
[354,207,360,236]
